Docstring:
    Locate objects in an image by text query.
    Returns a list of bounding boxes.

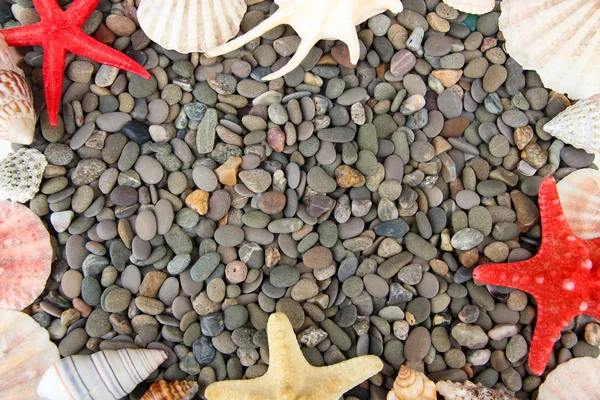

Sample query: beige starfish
[205,0,403,80]
[204,312,383,400]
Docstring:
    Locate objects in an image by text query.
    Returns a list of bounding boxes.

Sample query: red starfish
[0,0,150,126]
[473,177,600,376]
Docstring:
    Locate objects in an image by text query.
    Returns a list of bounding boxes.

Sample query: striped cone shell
[137,0,247,53]
[0,33,35,145]
[37,349,167,400]
[0,310,60,400]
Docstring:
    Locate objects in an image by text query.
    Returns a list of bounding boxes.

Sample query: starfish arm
[473,259,541,293]
[339,24,361,65]
[205,9,287,57]
[1,24,45,46]
[313,355,383,398]
[538,177,579,242]
[264,36,318,80]
[65,29,150,78]
[42,41,67,126]
[205,376,271,400]
[65,0,102,27]
[32,0,62,20]
[266,313,307,372]
[527,305,579,376]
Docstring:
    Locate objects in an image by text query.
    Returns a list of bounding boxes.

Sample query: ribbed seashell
[137,0,247,53]
[0,148,47,203]
[37,349,168,400]
[435,380,517,400]
[0,310,60,400]
[443,0,495,14]
[499,0,600,100]
[141,380,199,400]
[0,200,52,310]
[556,168,600,239]
[0,33,35,144]
[543,94,600,153]
[386,366,436,400]
[538,357,600,399]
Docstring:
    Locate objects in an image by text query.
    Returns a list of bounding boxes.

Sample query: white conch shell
[137,0,247,53]
[386,365,436,400]
[435,380,517,400]
[499,0,600,100]
[557,168,600,240]
[206,0,403,80]
[0,310,60,400]
[0,33,35,145]
[0,148,47,203]
[37,349,168,400]
[443,0,495,14]
[543,94,600,153]
[537,357,600,400]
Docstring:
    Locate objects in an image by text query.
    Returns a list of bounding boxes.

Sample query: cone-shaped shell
[436,380,517,400]
[141,380,199,400]
[537,357,600,399]
[499,0,600,100]
[557,169,600,239]
[37,349,167,400]
[543,94,600,153]
[0,310,60,399]
[0,200,52,310]
[443,0,495,14]
[0,33,35,144]
[137,0,247,53]
[386,365,436,400]
[0,148,47,203]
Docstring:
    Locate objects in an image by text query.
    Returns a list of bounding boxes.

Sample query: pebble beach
[1,0,600,399]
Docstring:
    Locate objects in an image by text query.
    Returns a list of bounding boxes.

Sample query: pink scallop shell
[0,201,53,310]
[557,168,600,240]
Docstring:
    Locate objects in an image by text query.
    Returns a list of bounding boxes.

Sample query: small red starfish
[473,177,600,376]
[1,0,150,126]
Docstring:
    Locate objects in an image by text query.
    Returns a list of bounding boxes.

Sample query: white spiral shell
[137,0,247,53]
[37,349,167,400]
[543,94,600,153]
[0,148,47,203]
[0,33,35,145]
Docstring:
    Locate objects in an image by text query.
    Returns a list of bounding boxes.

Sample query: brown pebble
[214,156,242,186]
[440,117,470,138]
[265,248,281,268]
[303,246,333,269]
[258,191,286,215]
[186,190,210,215]
[335,165,366,188]
[432,69,463,87]
[511,190,540,230]
[331,45,356,68]
[139,271,167,297]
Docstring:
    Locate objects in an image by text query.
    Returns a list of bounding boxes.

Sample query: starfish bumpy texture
[205,312,383,400]
[0,0,150,126]
[473,177,600,376]
[206,0,403,80]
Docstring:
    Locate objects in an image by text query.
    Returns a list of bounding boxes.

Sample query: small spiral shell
[141,380,199,400]
[386,365,437,400]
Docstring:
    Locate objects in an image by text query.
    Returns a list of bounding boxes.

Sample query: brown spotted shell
[140,380,199,400]
[0,33,35,145]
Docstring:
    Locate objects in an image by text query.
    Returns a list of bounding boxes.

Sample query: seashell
[386,365,437,400]
[443,0,495,14]
[537,357,600,399]
[543,94,600,153]
[141,380,199,400]
[137,0,247,53]
[37,349,168,400]
[499,0,600,100]
[0,200,52,310]
[0,310,60,399]
[557,168,600,240]
[435,380,517,400]
[206,0,403,80]
[0,148,47,203]
[0,33,36,144]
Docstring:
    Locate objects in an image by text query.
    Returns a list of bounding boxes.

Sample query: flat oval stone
[374,219,410,238]
[155,199,174,235]
[95,112,131,133]
[122,120,150,144]
[303,246,333,269]
[134,155,164,184]
[451,228,484,250]
[136,209,157,241]
[110,186,138,206]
